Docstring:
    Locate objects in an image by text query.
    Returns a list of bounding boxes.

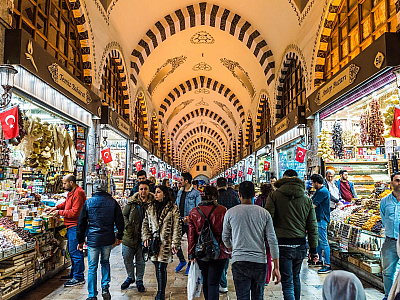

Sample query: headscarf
[322,270,366,300]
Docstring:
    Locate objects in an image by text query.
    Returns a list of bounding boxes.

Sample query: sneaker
[60,274,72,280]
[121,278,135,290]
[318,266,332,274]
[102,288,111,300]
[175,261,187,272]
[219,286,228,293]
[64,278,85,287]
[185,264,190,276]
[136,281,145,293]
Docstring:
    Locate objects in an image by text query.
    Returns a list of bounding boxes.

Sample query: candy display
[317,129,334,161]
[367,98,385,146]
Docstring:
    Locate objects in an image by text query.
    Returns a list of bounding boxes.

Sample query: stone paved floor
[24,237,385,300]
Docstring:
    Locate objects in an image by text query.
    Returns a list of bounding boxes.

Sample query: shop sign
[135,161,143,171]
[264,161,270,171]
[156,149,161,158]
[374,52,385,69]
[247,168,253,175]
[116,117,131,136]
[275,118,290,136]
[150,167,156,175]
[48,63,92,105]
[142,138,150,151]
[254,138,262,151]
[243,148,248,158]
[101,148,113,164]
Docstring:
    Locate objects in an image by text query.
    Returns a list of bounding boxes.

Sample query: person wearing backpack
[120,180,154,291]
[222,181,281,300]
[188,186,230,300]
[142,185,182,300]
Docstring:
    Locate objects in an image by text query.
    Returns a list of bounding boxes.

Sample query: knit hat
[93,179,108,192]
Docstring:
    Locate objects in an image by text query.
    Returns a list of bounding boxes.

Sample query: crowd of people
[45,168,400,300]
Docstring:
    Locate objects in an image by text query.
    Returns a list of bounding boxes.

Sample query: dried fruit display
[359,113,368,146]
[367,98,385,146]
[383,96,399,138]
[342,129,357,148]
[332,122,344,159]
[317,129,334,161]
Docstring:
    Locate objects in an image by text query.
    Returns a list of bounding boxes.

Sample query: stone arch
[159,76,245,124]
[134,89,149,137]
[245,116,254,147]
[178,127,226,149]
[150,114,159,146]
[130,2,275,86]
[183,144,219,160]
[67,0,94,84]
[256,91,272,139]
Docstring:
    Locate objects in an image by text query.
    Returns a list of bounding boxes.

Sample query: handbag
[148,205,173,257]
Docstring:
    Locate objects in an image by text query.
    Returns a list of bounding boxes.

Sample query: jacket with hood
[122,192,154,249]
[265,177,318,251]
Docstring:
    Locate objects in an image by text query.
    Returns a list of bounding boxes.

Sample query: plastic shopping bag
[187,261,202,300]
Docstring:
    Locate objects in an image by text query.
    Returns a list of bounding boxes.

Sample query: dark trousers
[279,244,307,300]
[153,261,168,300]
[197,258,227,300]
[67,226,85,281]
[232,261,267,300]
[177,224,189,263]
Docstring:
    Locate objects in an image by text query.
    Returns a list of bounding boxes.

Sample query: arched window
[324,0,396,81]
[258,95,271,138]
[134,93,147,137]
[238,129,243,155]
[167,138,171,158]
[282,57,306,117]
[12,0,86,83]
[246,117,254,147]
[150,116,158,147]
[160,129,165,153]
[101,57,126,119]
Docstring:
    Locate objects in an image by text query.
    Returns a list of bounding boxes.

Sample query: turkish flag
[173,175,176,180]
[101,148,113,163]
[232,173,236,179]
[238,171,243,177]
[161,171,165,177]
[0,106,19,140]
[247,168,253,175]
[135,161,142,171]
[264,161,270,171]
[150,167,156,175]
[295,147,307,163]
[168,173,171,179]
[390,107,400,137]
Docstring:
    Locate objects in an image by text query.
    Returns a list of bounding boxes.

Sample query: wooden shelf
[0,262,34,280]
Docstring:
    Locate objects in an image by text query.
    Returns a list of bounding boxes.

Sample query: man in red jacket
[46,175,86,287]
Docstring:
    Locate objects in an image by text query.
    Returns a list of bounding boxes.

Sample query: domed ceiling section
[105,1,304,176]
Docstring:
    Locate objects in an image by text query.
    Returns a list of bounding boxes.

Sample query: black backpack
[195,205,220,261]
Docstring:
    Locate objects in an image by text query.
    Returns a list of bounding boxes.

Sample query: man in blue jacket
[175,172,202,275]
[336,170,357,202]
[77,179,124,300]
[311,174,332,274]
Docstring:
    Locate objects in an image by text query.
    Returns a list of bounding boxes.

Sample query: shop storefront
[270,106,307,180]
[131,134,150,185]
[0,29,102,298]
[254,132,272,185]
[306,32,400,289]
[100,106,135,197]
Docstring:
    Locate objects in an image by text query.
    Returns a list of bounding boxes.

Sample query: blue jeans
[279,244,307,300]
[67,226,84,281]
[88,245,112,298]
[382,238,400,297]
[220,258,229,288]
[232,261,267,300]
[122,244,145,281]
[317,220,330,265]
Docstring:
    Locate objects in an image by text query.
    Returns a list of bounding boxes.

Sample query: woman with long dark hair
[188,186,230,300]
[142,185,182,300]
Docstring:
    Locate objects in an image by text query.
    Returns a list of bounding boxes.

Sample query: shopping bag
[187,261,202,299]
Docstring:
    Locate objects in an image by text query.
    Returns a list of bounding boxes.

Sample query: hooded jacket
[322,270,366,300]
[122,192,154,249]
[265,177,318,250]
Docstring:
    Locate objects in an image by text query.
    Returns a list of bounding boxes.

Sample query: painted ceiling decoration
[220,58,255,98]
[158,76,245,124]
[129,2,275,86]
[179,126,226,148]
[175,121,194,140]
[190,31,215,44]
[165,98,195,125]
[213,100,237,127]
[192,62,212,71]
[196,99,209,106]
[147,55,187,94]
[179,135,224,155]
[195,88,210,94]
[184,144,219,160]
[170,108,233,138]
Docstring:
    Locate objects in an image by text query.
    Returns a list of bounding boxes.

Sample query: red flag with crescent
[232,173,236,179]
[295,146,307,163]
[168,173,171,179]
[101,148,113,164]
[238,171,243,177]
[135,161,143,171]
[390,107,400,138]
[150,167,156,175]
[0,106,19,140]
[264,161,270,171]
[247,168,253,175]
[161,171,165,177]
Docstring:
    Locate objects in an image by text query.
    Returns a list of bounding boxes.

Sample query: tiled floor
[24,238,385,300]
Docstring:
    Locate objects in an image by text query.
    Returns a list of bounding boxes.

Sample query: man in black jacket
[77,179,124,300]
[217,177,240,293]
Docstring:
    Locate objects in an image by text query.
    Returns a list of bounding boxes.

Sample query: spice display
[332,122,344,159]
[367,99,385,146]
[0,235,14,251]
[317,129,334,161]
[359,113,368,146]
